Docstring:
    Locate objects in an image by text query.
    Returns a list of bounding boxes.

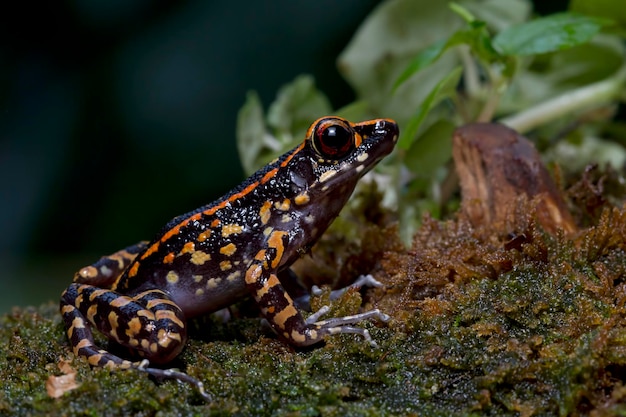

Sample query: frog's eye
[312,119,358,160]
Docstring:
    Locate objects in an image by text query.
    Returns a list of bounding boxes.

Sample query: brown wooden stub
[452,123,577,235]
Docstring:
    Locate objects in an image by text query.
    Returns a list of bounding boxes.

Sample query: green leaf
[399,66,463,149]
[449,2,476,23]
[393,14,508,93]
[334,100,372,122]
[493,12,611,56]
[570,0,626,36]
[236,76,332,175]
[404,120,455,178]
[338,0,468,123]
[267,74,332,140]
[235,91,268,175]
[392,39,448,92]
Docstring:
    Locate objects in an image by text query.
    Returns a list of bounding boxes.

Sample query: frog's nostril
[373,119,399,139]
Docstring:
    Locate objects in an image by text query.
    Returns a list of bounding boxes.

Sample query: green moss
[5,190,626,415]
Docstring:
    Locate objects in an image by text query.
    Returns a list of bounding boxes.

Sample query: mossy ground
[3,171,626,416]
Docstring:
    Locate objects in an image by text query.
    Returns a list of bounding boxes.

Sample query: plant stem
[499,65,626,133]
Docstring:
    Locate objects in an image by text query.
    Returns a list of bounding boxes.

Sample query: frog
[60,116,399,400]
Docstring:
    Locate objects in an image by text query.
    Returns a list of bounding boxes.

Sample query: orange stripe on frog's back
[140,143,305,261]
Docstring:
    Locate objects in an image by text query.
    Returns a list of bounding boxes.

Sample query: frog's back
[111,144,315,315]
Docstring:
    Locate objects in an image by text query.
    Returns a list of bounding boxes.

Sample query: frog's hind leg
[60,283,210,401]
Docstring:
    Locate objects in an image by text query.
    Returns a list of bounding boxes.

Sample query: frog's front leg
[245,231,389,347]
[72,242,148,287]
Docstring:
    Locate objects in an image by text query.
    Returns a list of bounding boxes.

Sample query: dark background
[0,0,566,313]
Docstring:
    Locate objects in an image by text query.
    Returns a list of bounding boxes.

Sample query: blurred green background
[0,0,566,314]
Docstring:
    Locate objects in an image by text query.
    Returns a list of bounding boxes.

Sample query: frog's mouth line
[351,120,398,172]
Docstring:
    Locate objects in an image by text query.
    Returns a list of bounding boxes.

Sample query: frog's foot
[296,274,385,310]
[310,274,384,298]
[135,360,211,402]
[305,305,390,348]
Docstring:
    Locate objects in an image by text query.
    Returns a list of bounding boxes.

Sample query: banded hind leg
[60,283,210,400]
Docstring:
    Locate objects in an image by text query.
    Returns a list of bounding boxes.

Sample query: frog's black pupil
[317,123,352,158]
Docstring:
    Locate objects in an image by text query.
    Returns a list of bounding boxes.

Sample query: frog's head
[303,116,398,191]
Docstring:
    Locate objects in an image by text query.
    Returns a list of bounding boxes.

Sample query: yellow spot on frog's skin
[227,271,241,282]
[88,354,103,366]
[86,304,98,321]
[110,297,131,308]
[356,152,369,162]
[281,214,291,223]
[128,262,140,278]
[137,309,155,322]
[211,219,221,228]
[79,266,98,279]
[141,339,150,350]
[190,251,211,265]
[166,270,179,284]
[129,338,139,347]
[220,243,237,256]
[206,278,221,289]
[163,252,175,264]
[274,199,291,211]
[108,311,119,331]
[193,275,204,283]
[268,231,287,268]
[88,289,107,302]
[245,264,263,286]
[319,169,337,183]
[150,343,158,353]
[107,359,121,369]
[155,310,184,328]
[75,339,91,350]
[109,329,119,341]
[69,317,86,339]
[61,304,74,315]
[222,223,244,237]
[273,304,299,331]
[126,317,142,337]
[263,227,273,236]
[180,242,195,255]
[145,297,178,310]
[294,192,310,205]
[356,165,365,173]
[259,200,272,225]
[157,329,180,348]
[290,329,307,344]
[256,274,277,299]
[197,230,211,242]
[195,288,204,296]
[220,260,232,271]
